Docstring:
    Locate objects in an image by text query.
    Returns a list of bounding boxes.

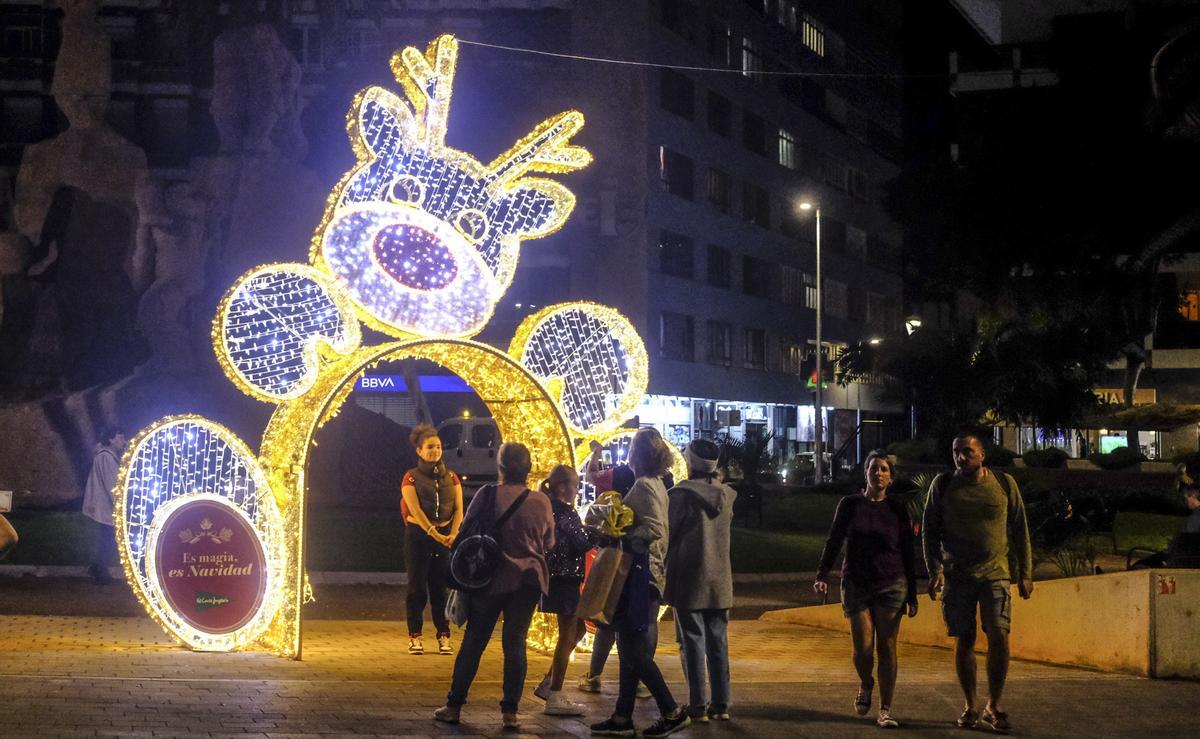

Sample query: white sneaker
[408,636,424,655]
[438,634,453,655]
[578,672,602,693]
[544,691,587,716]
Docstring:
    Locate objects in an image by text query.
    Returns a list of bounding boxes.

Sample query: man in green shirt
[923,432,1033,735]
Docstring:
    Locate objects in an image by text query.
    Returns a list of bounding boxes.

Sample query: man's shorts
[941,575,1011,637]
[840,577,909,618]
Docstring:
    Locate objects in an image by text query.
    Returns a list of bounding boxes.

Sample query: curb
[0,566,815,584]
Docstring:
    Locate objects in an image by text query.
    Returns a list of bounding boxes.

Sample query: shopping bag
[575,545,632,623]
[445,588,470,627]
[0,514,16,560]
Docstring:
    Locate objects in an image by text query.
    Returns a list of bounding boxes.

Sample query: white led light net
[519,308,638,435]
[221,265,359,400]
[122,420,268,581]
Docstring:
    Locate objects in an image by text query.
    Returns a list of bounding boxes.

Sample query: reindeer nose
[372,223,460,290]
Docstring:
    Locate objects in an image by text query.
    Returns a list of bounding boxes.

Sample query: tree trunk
[1123,349,1146,452]
[400,359,431,425]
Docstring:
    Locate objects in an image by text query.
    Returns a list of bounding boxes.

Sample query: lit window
[803,15,825,57]
[1180,291,1200,321]
[742,37,764,80]
[803,272,818,310]
[778,128,798,170]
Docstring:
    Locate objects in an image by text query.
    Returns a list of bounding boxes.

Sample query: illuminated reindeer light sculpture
[320,35,591,338]
[113,34,661,658]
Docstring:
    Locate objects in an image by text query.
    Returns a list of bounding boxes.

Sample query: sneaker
[957,707,979,729]
[437,634,453,655]
[408,636,424,655]
[590,716,636,736]
[502,711,521,729]
[685,704,709,724]
[980,708,1011,734]
[578,672,602,693]
[636,683,652,699]
[707,704,732,721]
[534,673,552,701]
[433,705,460,723]
[877,708,899,729]
[544,691,587,716]
[855,683,873,716]
[643,709,691,738]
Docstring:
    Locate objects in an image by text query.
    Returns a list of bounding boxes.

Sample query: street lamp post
[800,202,823,483]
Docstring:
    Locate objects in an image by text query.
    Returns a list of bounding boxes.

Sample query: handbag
[609,549,653,632]
[575,544,632,624]
[444,588,470,627]
[448,486,530,592]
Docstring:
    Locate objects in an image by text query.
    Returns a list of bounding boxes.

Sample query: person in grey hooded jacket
[664,438,737,723]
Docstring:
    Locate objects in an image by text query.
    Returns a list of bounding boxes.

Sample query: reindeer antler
[389,34,459,148]
[387,33,591,187]
[487,110,592,188]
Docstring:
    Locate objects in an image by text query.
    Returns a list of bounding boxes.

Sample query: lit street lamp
[799,201,823,483]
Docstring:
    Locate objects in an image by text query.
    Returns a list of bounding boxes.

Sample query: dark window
[744,328,766,370]
[742,182,771,228]
[472,423,497,449]
[822,153,847,190]
[439,424,463,449]
[706,321,733,365]
[660,312,695,361]
[659,230,694,278]
[707,245,732,288]
[660,69,695,120]
[801,78,827,116]
[822,217,847,253]
[849,167,869,201]
[706,18,734,67]
[780,266,805,306]
[660,0,698,40]
[659,147,694,200]
[742,255,772,298]
[1,15,43,58]
[707,91,732,137]
[706,168,732,213]
[742,110,767,155]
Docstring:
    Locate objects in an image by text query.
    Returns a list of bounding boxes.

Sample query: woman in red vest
[401,423,464,656]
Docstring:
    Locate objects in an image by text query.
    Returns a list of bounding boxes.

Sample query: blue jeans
[674,608,731,710]
[446,586,540,712]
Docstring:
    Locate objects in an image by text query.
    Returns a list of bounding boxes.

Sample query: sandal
[980,707,1011,734]
[957,707,979,729]
[854,681,873,716]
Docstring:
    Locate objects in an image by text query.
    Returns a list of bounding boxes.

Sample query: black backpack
[449,485,530,592]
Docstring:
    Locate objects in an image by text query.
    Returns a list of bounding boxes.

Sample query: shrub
[887,437,939,464]
[984,444,1017,467]
[1022,447,1069,469]
[1088,446,1146,470]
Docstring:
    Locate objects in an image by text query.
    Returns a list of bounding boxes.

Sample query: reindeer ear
[353,86,418,160]
[500,178,577,240]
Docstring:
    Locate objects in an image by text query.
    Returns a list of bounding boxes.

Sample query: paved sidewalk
[0,613,1196,738]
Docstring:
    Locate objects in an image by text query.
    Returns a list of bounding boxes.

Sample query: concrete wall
[761,570,1200,678]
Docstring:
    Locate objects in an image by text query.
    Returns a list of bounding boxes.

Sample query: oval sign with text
[153,498,267,634]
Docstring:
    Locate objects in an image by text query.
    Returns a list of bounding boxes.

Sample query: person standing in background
[82,426,127,584]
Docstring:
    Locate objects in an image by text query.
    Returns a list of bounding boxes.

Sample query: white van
[437,417,500,484]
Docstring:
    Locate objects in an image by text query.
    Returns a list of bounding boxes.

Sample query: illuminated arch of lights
[115,34,655,658]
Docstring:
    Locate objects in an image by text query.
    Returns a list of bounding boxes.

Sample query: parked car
[437,417,500,485]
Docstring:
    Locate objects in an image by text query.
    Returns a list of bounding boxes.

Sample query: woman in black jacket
[532,464,596,714]
[814,450,918,729]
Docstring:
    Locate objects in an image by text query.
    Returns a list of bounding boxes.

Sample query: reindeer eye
[454,208,489,243]
[387,175,425,206]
